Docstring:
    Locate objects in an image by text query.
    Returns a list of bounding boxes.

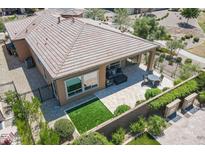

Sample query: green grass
[127,133,160,145]
[67,98,113,134]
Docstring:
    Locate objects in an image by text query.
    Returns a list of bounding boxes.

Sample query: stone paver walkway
[95,64,173,113]
[157,109,205,145]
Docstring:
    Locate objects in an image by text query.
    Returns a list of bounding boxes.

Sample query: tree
[85,8,105,21]
[54,119,74,142]
[38,123,60,145]
[147,115,166,136]
[180,8,201,24]
[166,39,185,55]
[133,17,168,41]
[179,63,200,80]
[114,8,129,31]
[73,132,111,145]
[111,127,125,145]
[130,117,147,134]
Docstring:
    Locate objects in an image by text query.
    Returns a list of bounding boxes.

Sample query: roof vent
[33,23,36,26]
[72,17,75,23]
[57,17,61,24]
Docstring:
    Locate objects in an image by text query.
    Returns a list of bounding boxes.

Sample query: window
[65,70,99,98]
[84,71,98,91]
[65,76,82,97]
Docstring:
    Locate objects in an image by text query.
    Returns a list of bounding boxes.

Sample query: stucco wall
[13,39,31,62]
[55,64,106,105]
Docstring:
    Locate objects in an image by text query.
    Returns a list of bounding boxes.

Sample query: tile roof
[4,15,38,40]
[26,15,158,79]
[5,12,159,80]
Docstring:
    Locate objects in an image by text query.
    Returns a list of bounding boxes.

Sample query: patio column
[147,49,156,71]
[136,54,142,65]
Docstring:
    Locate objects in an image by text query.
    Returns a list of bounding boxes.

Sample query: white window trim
[64,70,99,100]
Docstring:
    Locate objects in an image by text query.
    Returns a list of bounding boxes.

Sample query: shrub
[145,88,162,100]
[198,91,205,105]
[147,115,166,136]
[184,58,192,64]
[174,78,183,85]
[162,87,169,91]
[0,21,5,32]
[38,123,60,145]
[195,72,205,90]
[111,128,126,145]
[181,36,185,41]
[165,55,173,61]
[114,104,130,116]
[168,59,174,65]
[193,37,199,43]
[185,34,193,39]
[176,57,182,64]
[54,119,74,142]
[73,132,111,145]
[159,55,165,63]
[130,117,147,134]
[149,79,198,110]
[157,47,170,54]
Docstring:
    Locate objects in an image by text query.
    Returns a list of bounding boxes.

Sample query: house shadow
[177,22,196,29]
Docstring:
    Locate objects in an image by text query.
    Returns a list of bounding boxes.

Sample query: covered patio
[95,64,174,113]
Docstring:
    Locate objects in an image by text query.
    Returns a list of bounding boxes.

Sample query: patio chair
[143,75,149,84]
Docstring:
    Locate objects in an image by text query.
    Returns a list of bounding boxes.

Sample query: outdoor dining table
[147,74,160,86]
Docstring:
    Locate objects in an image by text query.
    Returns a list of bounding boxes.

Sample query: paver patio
[95,64,173,113]
[157,109,205,145]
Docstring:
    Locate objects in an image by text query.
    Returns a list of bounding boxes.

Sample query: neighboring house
[0,8,26,16]
[4,10,158,105]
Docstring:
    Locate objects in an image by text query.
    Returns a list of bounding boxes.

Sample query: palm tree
[180,8,201,24]
[85,8,105,21]
[114,8,130,31]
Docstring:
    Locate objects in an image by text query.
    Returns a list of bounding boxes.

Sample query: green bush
[147,115,166,136]
[157,47,170,54]
[185,34,193,39]
[0,21,5,32]
[193,37,199,43]
[159,55,165,63]
[38,123,60,145]
[162,87,169,91]
[149,79,198,110]
[111,127,126,145]
[145,88,162,100]
[184,58,192,64]
[176,57,182,64]
[195,72,205,90]
[73,132,111,145]
[181,36,185,41]
[54,119,74,142]
[130,117,147,134]
[174,78,183,85]
[198,91,205,105]
[114,104,130,116]
[165,55,173,61]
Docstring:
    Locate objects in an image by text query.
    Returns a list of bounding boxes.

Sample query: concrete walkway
[157,109,205,145]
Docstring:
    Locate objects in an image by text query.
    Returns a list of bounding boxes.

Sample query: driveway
[157,109,205,145]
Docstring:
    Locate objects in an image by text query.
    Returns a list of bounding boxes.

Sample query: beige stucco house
[4,9,159,105]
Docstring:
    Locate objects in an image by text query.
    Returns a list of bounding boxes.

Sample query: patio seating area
[95,64,174,113]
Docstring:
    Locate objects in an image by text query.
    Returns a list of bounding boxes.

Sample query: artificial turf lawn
[127,133,160,145]
[67,98,113,134]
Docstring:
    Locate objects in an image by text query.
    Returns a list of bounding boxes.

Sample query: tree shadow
[177,22,196,29]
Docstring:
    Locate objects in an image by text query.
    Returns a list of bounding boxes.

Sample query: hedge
[149,79,198,110]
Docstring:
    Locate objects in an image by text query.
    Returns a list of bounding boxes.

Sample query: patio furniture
[147,74,160,86]
[113,74,128,85]
[143,74,149,84]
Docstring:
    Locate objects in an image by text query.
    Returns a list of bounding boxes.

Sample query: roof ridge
[54,20,86,78]
[14,14,45,40]
[77,18,158,47]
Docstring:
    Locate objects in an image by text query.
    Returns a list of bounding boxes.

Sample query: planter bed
[127,132,160,145]
[66,98,113,134]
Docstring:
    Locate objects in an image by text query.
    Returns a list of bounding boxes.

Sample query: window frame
[64,70,99,99]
